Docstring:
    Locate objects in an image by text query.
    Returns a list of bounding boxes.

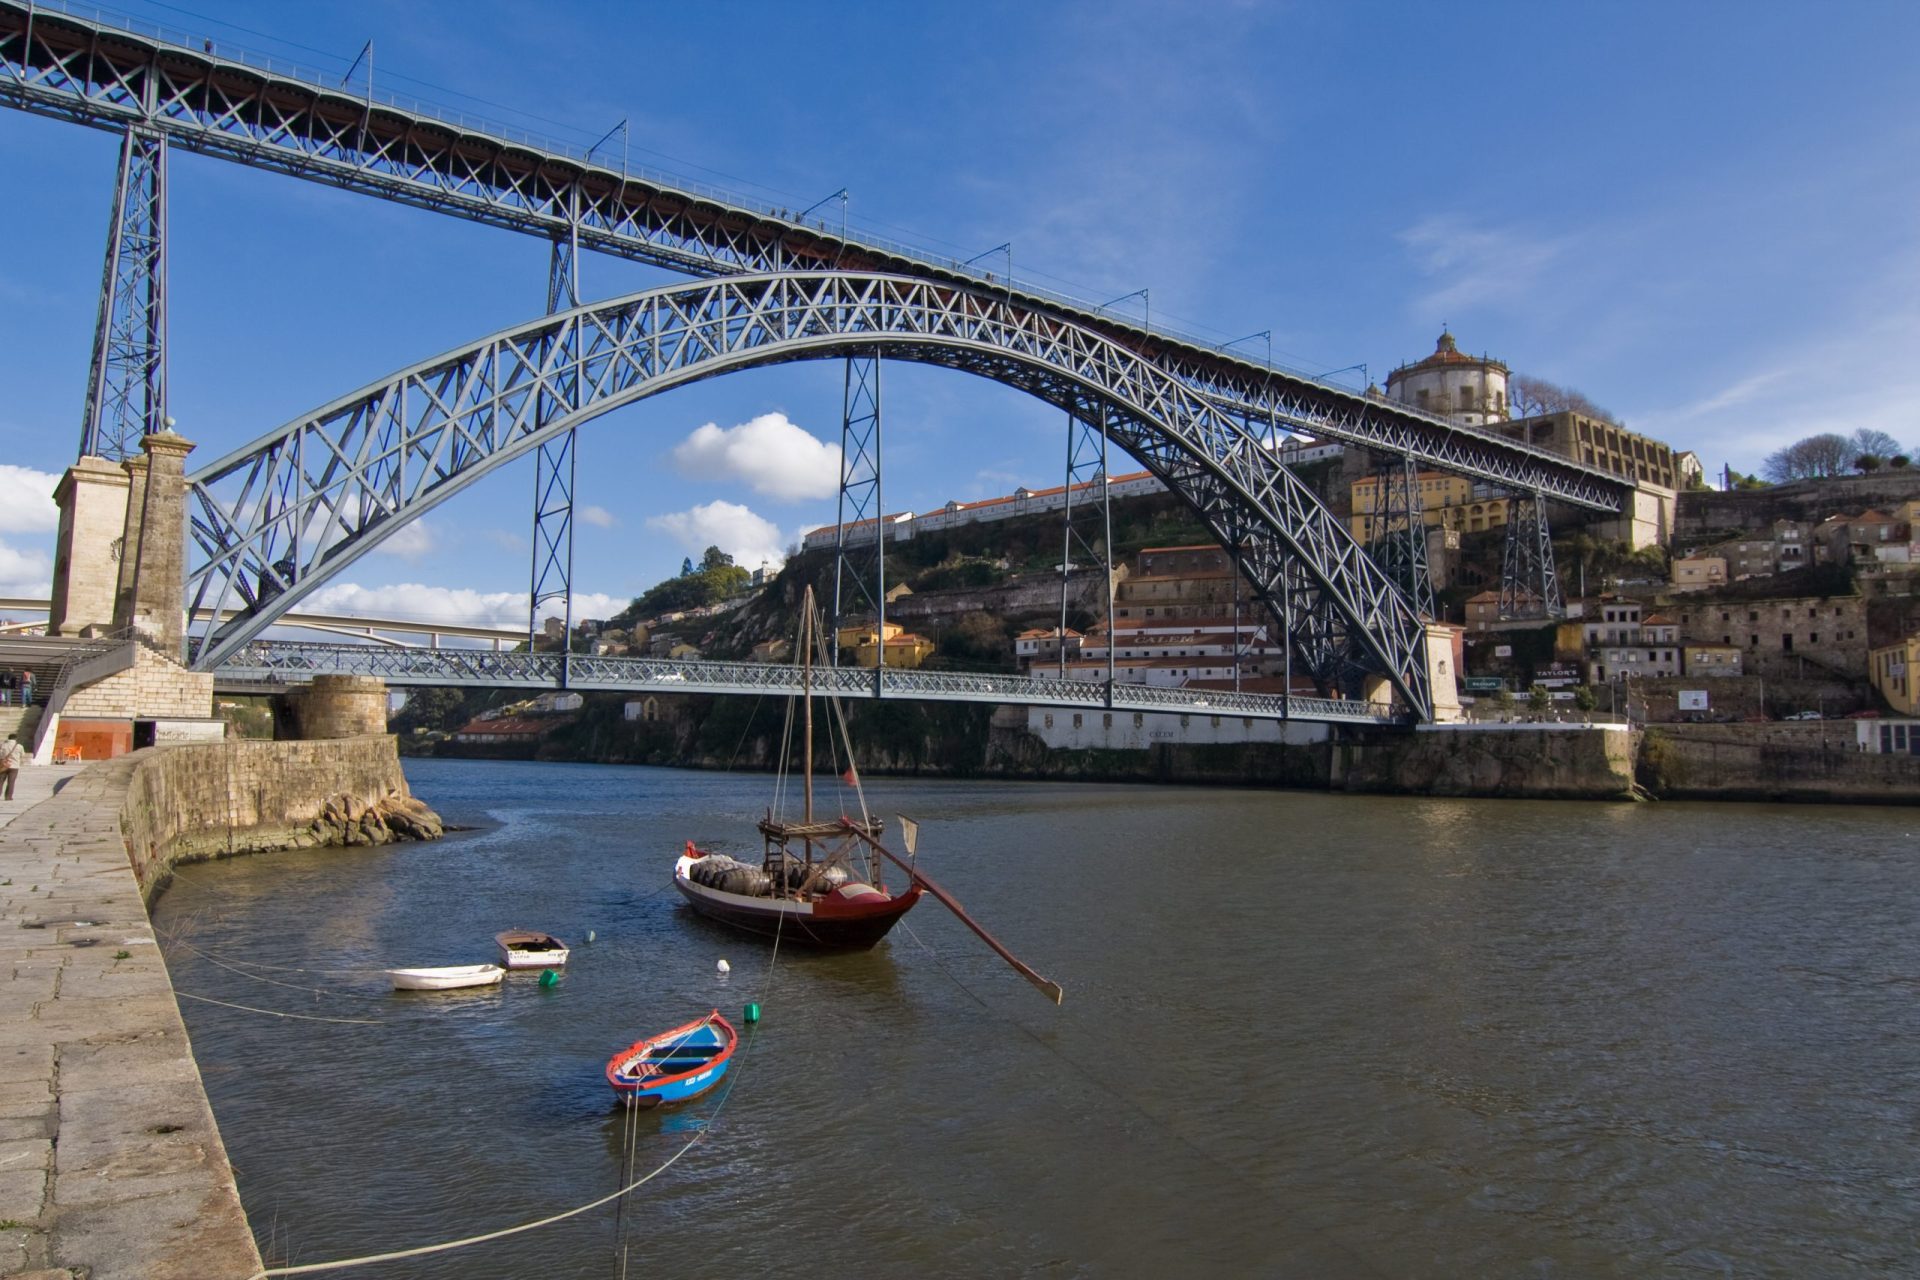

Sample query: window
[1811,633,1818,643]
[1103,713,1112,729]
[1132,713,1144,728]
[1043,714,1053,729]
[1750,611,1759,621]
[1072,713,1082,729]
[1751,635,1759,648]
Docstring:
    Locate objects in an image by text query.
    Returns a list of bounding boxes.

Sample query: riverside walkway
[0,759,260,1279]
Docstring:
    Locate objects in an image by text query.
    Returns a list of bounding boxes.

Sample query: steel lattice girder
[79,124,166,461]
[215,640,1402,726]
[182,272,1436,716]
[0,1,1628,510]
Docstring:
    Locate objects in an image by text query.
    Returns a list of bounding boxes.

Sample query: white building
[1384,331,1510,426]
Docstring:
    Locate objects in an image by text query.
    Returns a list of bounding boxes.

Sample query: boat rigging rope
[244,876,789,1279]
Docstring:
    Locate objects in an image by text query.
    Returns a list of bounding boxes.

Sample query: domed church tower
[1384,330,1510,426]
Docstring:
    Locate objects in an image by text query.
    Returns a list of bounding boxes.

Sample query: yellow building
[838,620,935,669]
[1870,634,1920,716]
[1348,470,1511,537]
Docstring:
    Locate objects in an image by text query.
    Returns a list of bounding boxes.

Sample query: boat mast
[802,586,815,867]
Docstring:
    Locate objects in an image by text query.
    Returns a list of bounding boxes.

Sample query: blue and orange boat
[605,1010,738,1108]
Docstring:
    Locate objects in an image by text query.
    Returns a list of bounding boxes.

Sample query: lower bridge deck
[214,641,1406,726]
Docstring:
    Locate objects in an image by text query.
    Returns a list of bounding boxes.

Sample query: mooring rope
[175,991,382,1026]
[246,889,787,1278]
[161,932,394,1001]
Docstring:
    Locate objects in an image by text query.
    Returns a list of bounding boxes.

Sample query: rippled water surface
[152,760,1920,1277]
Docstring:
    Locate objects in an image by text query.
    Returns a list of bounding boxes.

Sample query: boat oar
[862,834,1064,1005]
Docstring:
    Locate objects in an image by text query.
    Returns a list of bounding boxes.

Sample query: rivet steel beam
[79,123,167,461]
[177,272,1438,717]
[0,0,1628,510]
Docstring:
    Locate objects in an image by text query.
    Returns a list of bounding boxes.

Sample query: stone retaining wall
[1333,724,1642,801]
[118,735,415,897]
[1638,723,1920,803]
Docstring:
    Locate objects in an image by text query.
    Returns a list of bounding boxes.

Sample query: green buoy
[743,1002,760,1024]
[539,969,560,988]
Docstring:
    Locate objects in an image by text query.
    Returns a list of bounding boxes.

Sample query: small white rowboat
[495,929,570,969]
[387,964,505,991]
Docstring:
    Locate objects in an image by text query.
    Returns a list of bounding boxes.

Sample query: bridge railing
[217,641,1405,726]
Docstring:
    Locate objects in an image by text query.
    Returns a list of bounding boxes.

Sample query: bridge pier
[286,675,389,740]
[46,456,130,637]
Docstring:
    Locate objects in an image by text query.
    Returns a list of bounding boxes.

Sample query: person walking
[0,734,24,801]
[19,671,32,706]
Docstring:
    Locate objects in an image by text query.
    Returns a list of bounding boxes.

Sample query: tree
[1852,428,1903,460]
[700,545,735,572]
[1857,454,1884,473]
[1893,455,1912,470]
[1528,685,1551,716]
[1574,685,1597,714]
[1510,374,1616,424]
[1493,687,1516,718]
[680,557,694,577]
[1761,433,1854,482]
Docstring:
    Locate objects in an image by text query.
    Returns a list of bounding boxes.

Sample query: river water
[152,759,1920,1278]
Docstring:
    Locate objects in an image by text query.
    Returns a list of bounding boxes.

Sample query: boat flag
[898,815,918,856]
[842,765,858,786]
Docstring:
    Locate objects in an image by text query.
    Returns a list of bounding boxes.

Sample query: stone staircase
[0,704,43,745]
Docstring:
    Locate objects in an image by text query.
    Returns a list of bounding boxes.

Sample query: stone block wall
[286,675,389,739]
[1334,724,1641,800]
[60,645,213,720]
[117,735,412,895]
[1639,723,1920,803]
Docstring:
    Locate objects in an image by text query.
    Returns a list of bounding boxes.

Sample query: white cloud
[670,413,840,501]
[578,505,618,529]
[374,519,436,561]
[304,582,625,629]
[481,529,526,551]
[1396,216,1574,317]
[0,466,60,534]
[646,501,787,569]
[0,537,52,597]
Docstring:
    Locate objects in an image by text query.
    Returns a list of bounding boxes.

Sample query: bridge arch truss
[185,271,1436,717]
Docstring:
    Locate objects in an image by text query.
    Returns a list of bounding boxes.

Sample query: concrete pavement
[0,756,261,1278]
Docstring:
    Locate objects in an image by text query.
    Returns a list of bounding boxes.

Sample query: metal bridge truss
[1498,491,1565,620]
[1058,408,1115,682]
[79,123,166,461]
[215,640,1400,727]
[831,354,884,665]
[0,0,1629,512]
[1365,453,1435,621]
[528,223,581,657]
[179,272,1436,717]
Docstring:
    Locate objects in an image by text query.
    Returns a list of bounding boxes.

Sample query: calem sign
[1678,690,1709,712]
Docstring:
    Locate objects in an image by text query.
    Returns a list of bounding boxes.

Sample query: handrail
[29,627,138,758]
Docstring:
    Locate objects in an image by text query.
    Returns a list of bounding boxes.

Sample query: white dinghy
[387,963,505,991]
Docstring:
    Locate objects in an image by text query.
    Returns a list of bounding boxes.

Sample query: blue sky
[3,0,1918,626]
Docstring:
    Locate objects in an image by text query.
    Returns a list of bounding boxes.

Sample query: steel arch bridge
[185,271,1438,717]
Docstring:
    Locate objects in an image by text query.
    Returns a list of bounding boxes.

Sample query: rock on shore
[306,791,445,847]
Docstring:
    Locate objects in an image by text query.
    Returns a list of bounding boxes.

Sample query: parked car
[1845,709,1881,720]
[1785,710,1823,720]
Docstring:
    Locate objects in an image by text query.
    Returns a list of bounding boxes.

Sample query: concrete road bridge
[0,1,1637,725]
